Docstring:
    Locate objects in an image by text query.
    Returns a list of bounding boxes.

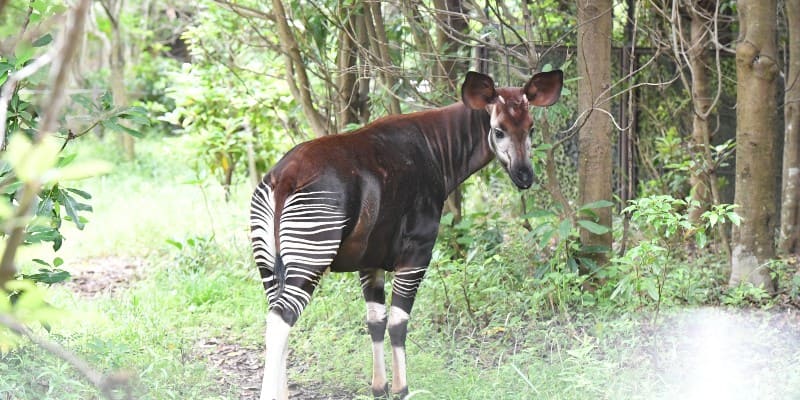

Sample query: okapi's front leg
[360,270,389,397]
[388,266,427,397]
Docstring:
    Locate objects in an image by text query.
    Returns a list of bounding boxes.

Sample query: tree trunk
[434,0,468,224]
[271,0,330,137]
[731,0,779,291]
[337,6,361,132]
[103,0,134,160]
[686,1,712,223]
[434,0,468,94]
[577,0,613,266]
[364,1,401,115]
[780,0,800,254]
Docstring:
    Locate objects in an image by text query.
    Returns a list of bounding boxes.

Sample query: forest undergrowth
[3,136,800,400]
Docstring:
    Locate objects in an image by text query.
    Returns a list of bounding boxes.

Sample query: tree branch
[38,0,92,137]
[0,314,134,399]
[0,49,56,150]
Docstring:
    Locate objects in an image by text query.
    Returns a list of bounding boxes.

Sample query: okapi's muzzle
[510,164,535,189]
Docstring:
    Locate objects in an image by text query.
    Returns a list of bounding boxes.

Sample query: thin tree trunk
[780,0,800,254]
[271,0,329,137]
[435,0,468,224]
[364,1,401,115]
[686,2,712,223]
[434,0,468,93]
[577,0,613,266]
[337,5,360,131]
[107,0,134,160]
[401,1,436,74]
[731,0,779,292]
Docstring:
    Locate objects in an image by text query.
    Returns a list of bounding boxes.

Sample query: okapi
[250,69,564,400]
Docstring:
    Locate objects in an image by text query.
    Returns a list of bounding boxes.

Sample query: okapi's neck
[417,103,494,196]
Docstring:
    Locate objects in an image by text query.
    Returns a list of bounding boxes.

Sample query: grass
[4,135,800,399]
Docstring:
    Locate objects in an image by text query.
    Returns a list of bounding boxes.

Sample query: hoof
[371,383,390,398]
[392,386,409,399]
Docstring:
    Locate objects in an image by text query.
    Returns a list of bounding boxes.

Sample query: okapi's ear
[461,71,498,109]
[523,70,564,107]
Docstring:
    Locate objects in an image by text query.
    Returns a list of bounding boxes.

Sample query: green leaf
[60,191,85,230]
[440,213,454,226]
[102,118,144,138]
[32,34,53,47]
[165,239,184,250]
[579,200,614,211]
[31,258,50,267]
[522,208,556,219]
[0,62,13,76]
[24,225,64,249]
[695,230,708,249]
[57,153,77,167]
[71,94,96,111]
[23,268,71,285]
[66,188,92,199]
[707,213,719,227]
[14,44,34,68]
[537,227,555,248]
[558,218,572,239]
[119,124,144,138]
[566,257,578,272]
[580,245,610,254]
[577,220,610,235]
[117,106,151,126]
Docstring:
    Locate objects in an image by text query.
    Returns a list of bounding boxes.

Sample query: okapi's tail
[250,182,287,300]
[272,248,286,297]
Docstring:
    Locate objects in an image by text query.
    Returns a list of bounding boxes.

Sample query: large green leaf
[577,220,610,235]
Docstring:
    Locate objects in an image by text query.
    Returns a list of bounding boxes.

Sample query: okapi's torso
[265,103,493,273]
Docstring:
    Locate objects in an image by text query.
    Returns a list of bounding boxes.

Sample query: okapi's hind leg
[251,187,346,400]
[262,310,290,400]
[260,267,325,400]
[360,270,389,398]
[388,266,427,398]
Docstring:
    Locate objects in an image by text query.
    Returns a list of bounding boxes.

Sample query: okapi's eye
[493,128,506,140]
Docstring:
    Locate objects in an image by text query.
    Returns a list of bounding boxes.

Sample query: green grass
[4,135,800,399]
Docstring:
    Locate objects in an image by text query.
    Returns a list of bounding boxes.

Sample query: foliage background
[1,0,799,399]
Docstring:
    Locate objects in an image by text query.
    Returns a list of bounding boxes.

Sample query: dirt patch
[63,256,145,297]
[194,338,357,400]
[195,338,262,399]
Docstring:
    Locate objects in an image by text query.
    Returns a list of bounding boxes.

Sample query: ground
[63,255,354,400]
[59,254,800,400]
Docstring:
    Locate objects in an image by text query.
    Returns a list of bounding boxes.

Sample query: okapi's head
[461,70,564,189]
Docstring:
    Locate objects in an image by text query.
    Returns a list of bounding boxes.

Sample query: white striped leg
[261,311,290,400]
[252,189,345,399]
[360,270,388,397]
[388,267,426,397]
[260,269,324,400]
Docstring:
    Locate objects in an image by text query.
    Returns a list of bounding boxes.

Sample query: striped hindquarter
[250,184,346,322]
[250,184,346,400]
